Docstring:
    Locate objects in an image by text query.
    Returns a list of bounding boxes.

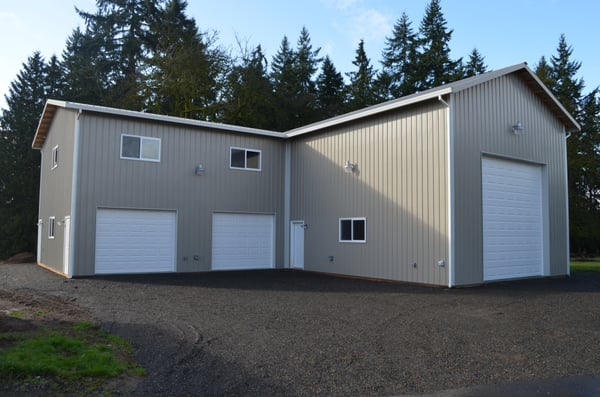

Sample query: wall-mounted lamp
[512,121,524,134]
[195,164,205,175]
[343,160,357,173]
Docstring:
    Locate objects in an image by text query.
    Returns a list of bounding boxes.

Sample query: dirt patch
[0,252,35,265]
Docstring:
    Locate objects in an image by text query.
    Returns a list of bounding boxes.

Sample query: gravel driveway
[1,263,600,396]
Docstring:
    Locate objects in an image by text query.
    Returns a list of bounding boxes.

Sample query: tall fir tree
[316,56,346,119]
[347,39,377,111]
[0,52,63,258]
[380,13,419,98]
[463,48,487,77]
[221,45,277,129]
[416,0,462,89]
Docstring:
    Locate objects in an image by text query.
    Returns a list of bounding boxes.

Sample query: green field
[570,258,600,273]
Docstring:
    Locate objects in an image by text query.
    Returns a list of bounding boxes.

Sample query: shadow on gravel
[85,268,600,295]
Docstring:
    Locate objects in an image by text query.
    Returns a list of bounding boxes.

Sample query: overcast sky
[1,0,598,110]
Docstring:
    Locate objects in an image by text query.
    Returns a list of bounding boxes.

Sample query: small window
[121,134,161,162]
[339,217,366,243]
[48,217,56,239]
[51,145,59,169]
[230,147,261,171]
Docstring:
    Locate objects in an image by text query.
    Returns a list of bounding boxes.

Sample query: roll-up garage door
[482,157,544,281]
[212,213,275,270]
[95,209,176,274]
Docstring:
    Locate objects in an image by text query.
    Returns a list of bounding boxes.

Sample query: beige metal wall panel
[452,74,568,285]
[37,108,77,273]
[291,101,449,285]
[72,114,285,276]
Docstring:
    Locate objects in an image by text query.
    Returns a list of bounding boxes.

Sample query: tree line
[0,0,598,258]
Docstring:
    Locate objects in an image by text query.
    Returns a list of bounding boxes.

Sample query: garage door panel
[212,213,275,270]
[95,209,176,274]
[483,157,543,281]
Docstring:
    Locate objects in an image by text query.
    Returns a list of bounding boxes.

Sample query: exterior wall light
[344,160,356,173]
[512,121,524,134]
[195,164,205,175]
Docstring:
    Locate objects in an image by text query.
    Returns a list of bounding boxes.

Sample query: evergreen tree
[347,39,377,111]
[76,0,162,110]
[464,48,487,77]
[145,0,229,120]
[416,0,461,89]
[270,35,298,130]
[534,56,554,89]
[221,45,277,129]
[380,13,419,98]
[316,56,346,119]
[0,52,63,258]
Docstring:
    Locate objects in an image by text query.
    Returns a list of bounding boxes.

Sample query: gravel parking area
[1,263,600,396]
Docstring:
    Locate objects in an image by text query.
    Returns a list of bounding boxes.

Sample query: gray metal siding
[37,108,76,272]
[291,101,449,285]
[452,74,568,285]
[73,114,285,276]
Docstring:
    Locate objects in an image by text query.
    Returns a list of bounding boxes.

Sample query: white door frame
[63,216,71,276]
[290,220,305,269]
[36,219,42,263]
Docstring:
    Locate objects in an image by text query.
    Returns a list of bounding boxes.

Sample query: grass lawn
[570,258,600,272]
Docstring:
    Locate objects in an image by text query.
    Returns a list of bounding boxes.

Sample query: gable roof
[285,63,580,137]
[33,63,580,150]
[32,100,285,149]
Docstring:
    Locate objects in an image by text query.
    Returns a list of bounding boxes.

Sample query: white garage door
[212,213,275,270]
[482,157,544,281]
[95,209,176,274]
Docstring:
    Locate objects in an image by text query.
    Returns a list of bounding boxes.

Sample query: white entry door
[63,216,70,276]
[290,221,305,269]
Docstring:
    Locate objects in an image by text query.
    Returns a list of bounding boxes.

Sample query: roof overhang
[32,100,286,150]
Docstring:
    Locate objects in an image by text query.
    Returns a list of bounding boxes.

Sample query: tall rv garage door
[482,157,544,281]
[95,209,176,274]
[212,213,275,270]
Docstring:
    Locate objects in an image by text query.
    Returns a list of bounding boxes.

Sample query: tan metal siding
[452,74,568,285]
[73,114,285,276]
[37,108,76,272]
[291,101,449,285]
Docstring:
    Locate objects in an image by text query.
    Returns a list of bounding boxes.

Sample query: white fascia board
[52,100,286,139]
[286,87,452,137]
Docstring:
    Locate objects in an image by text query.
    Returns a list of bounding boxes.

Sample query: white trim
[63,216,71,275]
[48,216,56,239]
[51,145,59,169]
[283,142,292,268]
[68,110,81,277]
[563,127,571,276]
[229,146,262,171]
[442,96,455,288]
[120,134,161,162]
[339,217,366,243]
[36,219,42,263]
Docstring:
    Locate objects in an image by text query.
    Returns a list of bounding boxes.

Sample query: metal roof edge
[33,99,286,150]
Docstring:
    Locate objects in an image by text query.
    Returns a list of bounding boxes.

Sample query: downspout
[563,126,570,276]
[68,109,82,278]
[438,95,454,288]
[283,141,291,268]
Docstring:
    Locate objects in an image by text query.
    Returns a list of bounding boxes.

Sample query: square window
[48,217,56,239]
[230,147,261,171]
[121,135,160,162]
[339,217,366,243]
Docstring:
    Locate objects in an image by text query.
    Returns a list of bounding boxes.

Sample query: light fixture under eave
[512,121,524,134]
[343,160,356,173]
[195,164,205,175]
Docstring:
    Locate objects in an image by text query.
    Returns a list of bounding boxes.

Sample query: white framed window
[51,145,59,169]
[230,147,261,171]
[48,217,56,239]
[339,217,366,243]
[121,134,161,162]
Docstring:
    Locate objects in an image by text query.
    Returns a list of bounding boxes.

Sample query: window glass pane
[340,219,352,241]
[122,136,140,158]
[353,219,365,241]
[141,138,160,160]
[246,150,260,169]
[231,149,245,168]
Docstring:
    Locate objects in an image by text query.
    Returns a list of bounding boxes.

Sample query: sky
[1,0,598,111]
